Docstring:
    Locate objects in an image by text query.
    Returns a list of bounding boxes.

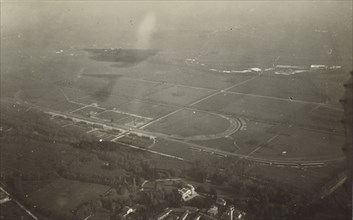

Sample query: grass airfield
[1,45,348,165]
[1,23,351,192]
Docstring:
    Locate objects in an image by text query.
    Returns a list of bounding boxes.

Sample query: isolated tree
[196,185,206,193]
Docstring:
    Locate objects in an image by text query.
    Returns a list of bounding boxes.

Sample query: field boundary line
[225,91,325,105]
[139,75,260,129]
[69,104,94,114]
[139,108,184,129]
[245,134,280,157]
[189,75,259,107]
[308,104,323,113]
[223,75,259,91]
[121,76,217,92]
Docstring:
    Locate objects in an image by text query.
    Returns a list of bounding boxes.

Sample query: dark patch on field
[91,79,117,101]
[79,73,123,101]
[84,48,159,67]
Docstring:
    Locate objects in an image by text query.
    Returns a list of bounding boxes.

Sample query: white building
[310,65,327,71]
[249,68,262,72]
[119,206,136,218]
[276,65,305,70]
[178,184,195,201]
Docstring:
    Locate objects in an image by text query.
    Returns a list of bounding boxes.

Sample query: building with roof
[118,206,137,220]
[178,184,195,201]
[221,205,246,220]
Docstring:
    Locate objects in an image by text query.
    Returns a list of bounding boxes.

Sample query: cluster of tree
[58,168,187,218]
[73,140,185,182]
[75,196,149,220]
[185,156,352,220]
[292,180,352,220]
[97,151,151,176]
[191,160,299,216]
[74,184,184,220]
[0,104,87,144]
[75,199,103,220]
[137,185,182,217]
[186,193,216,209]
[90,181,185,219]
[73,141,159,178]
[6,171,145,220]
[117,135,153,148]
[58,169,142,190]
[187,157,249,183]
[73,141,121,152]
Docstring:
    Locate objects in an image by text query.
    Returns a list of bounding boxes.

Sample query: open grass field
[2,49,346,165]
[117,116,150,128]
[194,91,313,122]
[97,111,130,122]
[50,101,84,113]
[113,100,178,118]
[251,127,345,160]
[22,180,53,195]
[34,88,72,107]
[76,95,131,109]
[145,109,231,138]
[101,61,256,90]
[289,105,344,133]
[108,78,170,99]
[66,124,94,133]
[28,178,109,212]
[59,87,91,101]
[228,73,328,103]
[150,139,206,161]
[231,120,275,154]
[1,13,350,195]
[145,84,214,106]
[72,106,105,116]
[191,137,239,153]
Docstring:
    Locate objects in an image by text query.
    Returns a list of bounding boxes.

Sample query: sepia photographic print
[0,1,352,220]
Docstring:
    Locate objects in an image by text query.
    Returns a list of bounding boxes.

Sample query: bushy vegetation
[186,157,351,220]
